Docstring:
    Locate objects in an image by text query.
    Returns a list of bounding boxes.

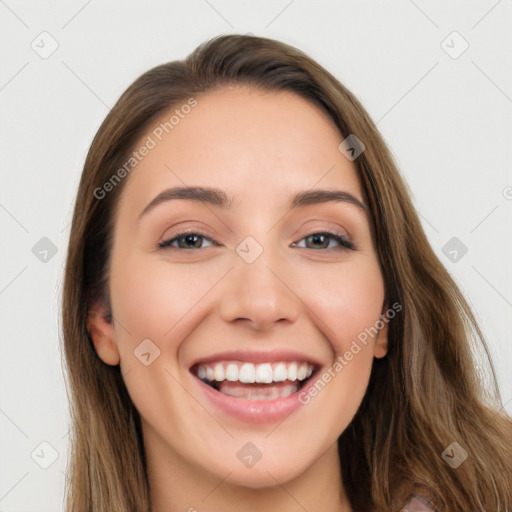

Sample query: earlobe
[87,303,120,366]
[374,309,389,359]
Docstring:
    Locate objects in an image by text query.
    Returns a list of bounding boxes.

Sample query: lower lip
[192,373,316,425]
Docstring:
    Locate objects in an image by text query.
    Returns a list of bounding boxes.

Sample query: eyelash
[158,229,356,251]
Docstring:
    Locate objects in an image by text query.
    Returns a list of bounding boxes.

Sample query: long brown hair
[61,34,512,511]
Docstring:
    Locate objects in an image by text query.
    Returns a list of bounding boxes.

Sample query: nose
[219,247,301,332]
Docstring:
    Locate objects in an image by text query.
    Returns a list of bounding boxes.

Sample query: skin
[88,86,388,512]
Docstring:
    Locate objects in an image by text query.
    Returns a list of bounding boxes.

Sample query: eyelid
[300,222,349,239]
[163,227,212,239]
[299,220,353,241]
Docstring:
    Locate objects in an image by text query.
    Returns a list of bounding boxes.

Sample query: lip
[190,364,320,425]
[189,349,322,367]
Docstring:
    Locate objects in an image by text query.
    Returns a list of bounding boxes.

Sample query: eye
[158,230,218,250]
[292,231,356,251]
[158,230,356,251]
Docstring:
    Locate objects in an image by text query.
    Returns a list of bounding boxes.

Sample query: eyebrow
[138,186,366,220]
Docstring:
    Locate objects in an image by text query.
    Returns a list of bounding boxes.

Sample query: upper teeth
[196,361,314,384]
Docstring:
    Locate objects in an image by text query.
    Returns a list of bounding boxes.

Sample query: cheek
[108,256,224,437]
[109,255,222,349]
[299,260,383,427]
[298,258,385,354]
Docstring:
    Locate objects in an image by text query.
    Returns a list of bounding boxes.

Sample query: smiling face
[88,86,388,504]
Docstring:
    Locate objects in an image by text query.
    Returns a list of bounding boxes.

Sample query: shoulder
[403,493,437,511]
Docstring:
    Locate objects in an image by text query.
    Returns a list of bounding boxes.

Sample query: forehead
[119,86,363,214]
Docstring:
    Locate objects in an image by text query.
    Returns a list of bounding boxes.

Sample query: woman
[61,34,512,511]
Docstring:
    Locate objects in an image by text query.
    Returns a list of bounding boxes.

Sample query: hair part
[61,34,512,511]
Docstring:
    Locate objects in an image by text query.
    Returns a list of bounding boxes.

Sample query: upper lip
[189,349,322,369]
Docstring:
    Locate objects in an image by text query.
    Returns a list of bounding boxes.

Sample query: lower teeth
[207,380,300,400]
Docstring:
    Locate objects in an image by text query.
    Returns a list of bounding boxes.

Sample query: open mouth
[191,361,317,401]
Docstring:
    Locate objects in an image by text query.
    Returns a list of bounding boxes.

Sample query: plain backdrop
[1,1,511,510]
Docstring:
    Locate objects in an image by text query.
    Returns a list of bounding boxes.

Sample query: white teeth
[225,363,238,382]
[287,362,297,381]
[220,383,298,400]
[196,360,315,384]
[273,362,287,382]
[297,362,309,380]
[255,363,273,383]
[213,363,225,381]
[239,363,256,383]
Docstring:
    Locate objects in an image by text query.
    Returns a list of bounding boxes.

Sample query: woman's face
[91,86,388,490]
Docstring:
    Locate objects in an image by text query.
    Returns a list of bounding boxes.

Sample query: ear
[373,306,389,359]
[87,302,120,366]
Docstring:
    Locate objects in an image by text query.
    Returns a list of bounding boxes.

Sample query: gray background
[1,1,511,510]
